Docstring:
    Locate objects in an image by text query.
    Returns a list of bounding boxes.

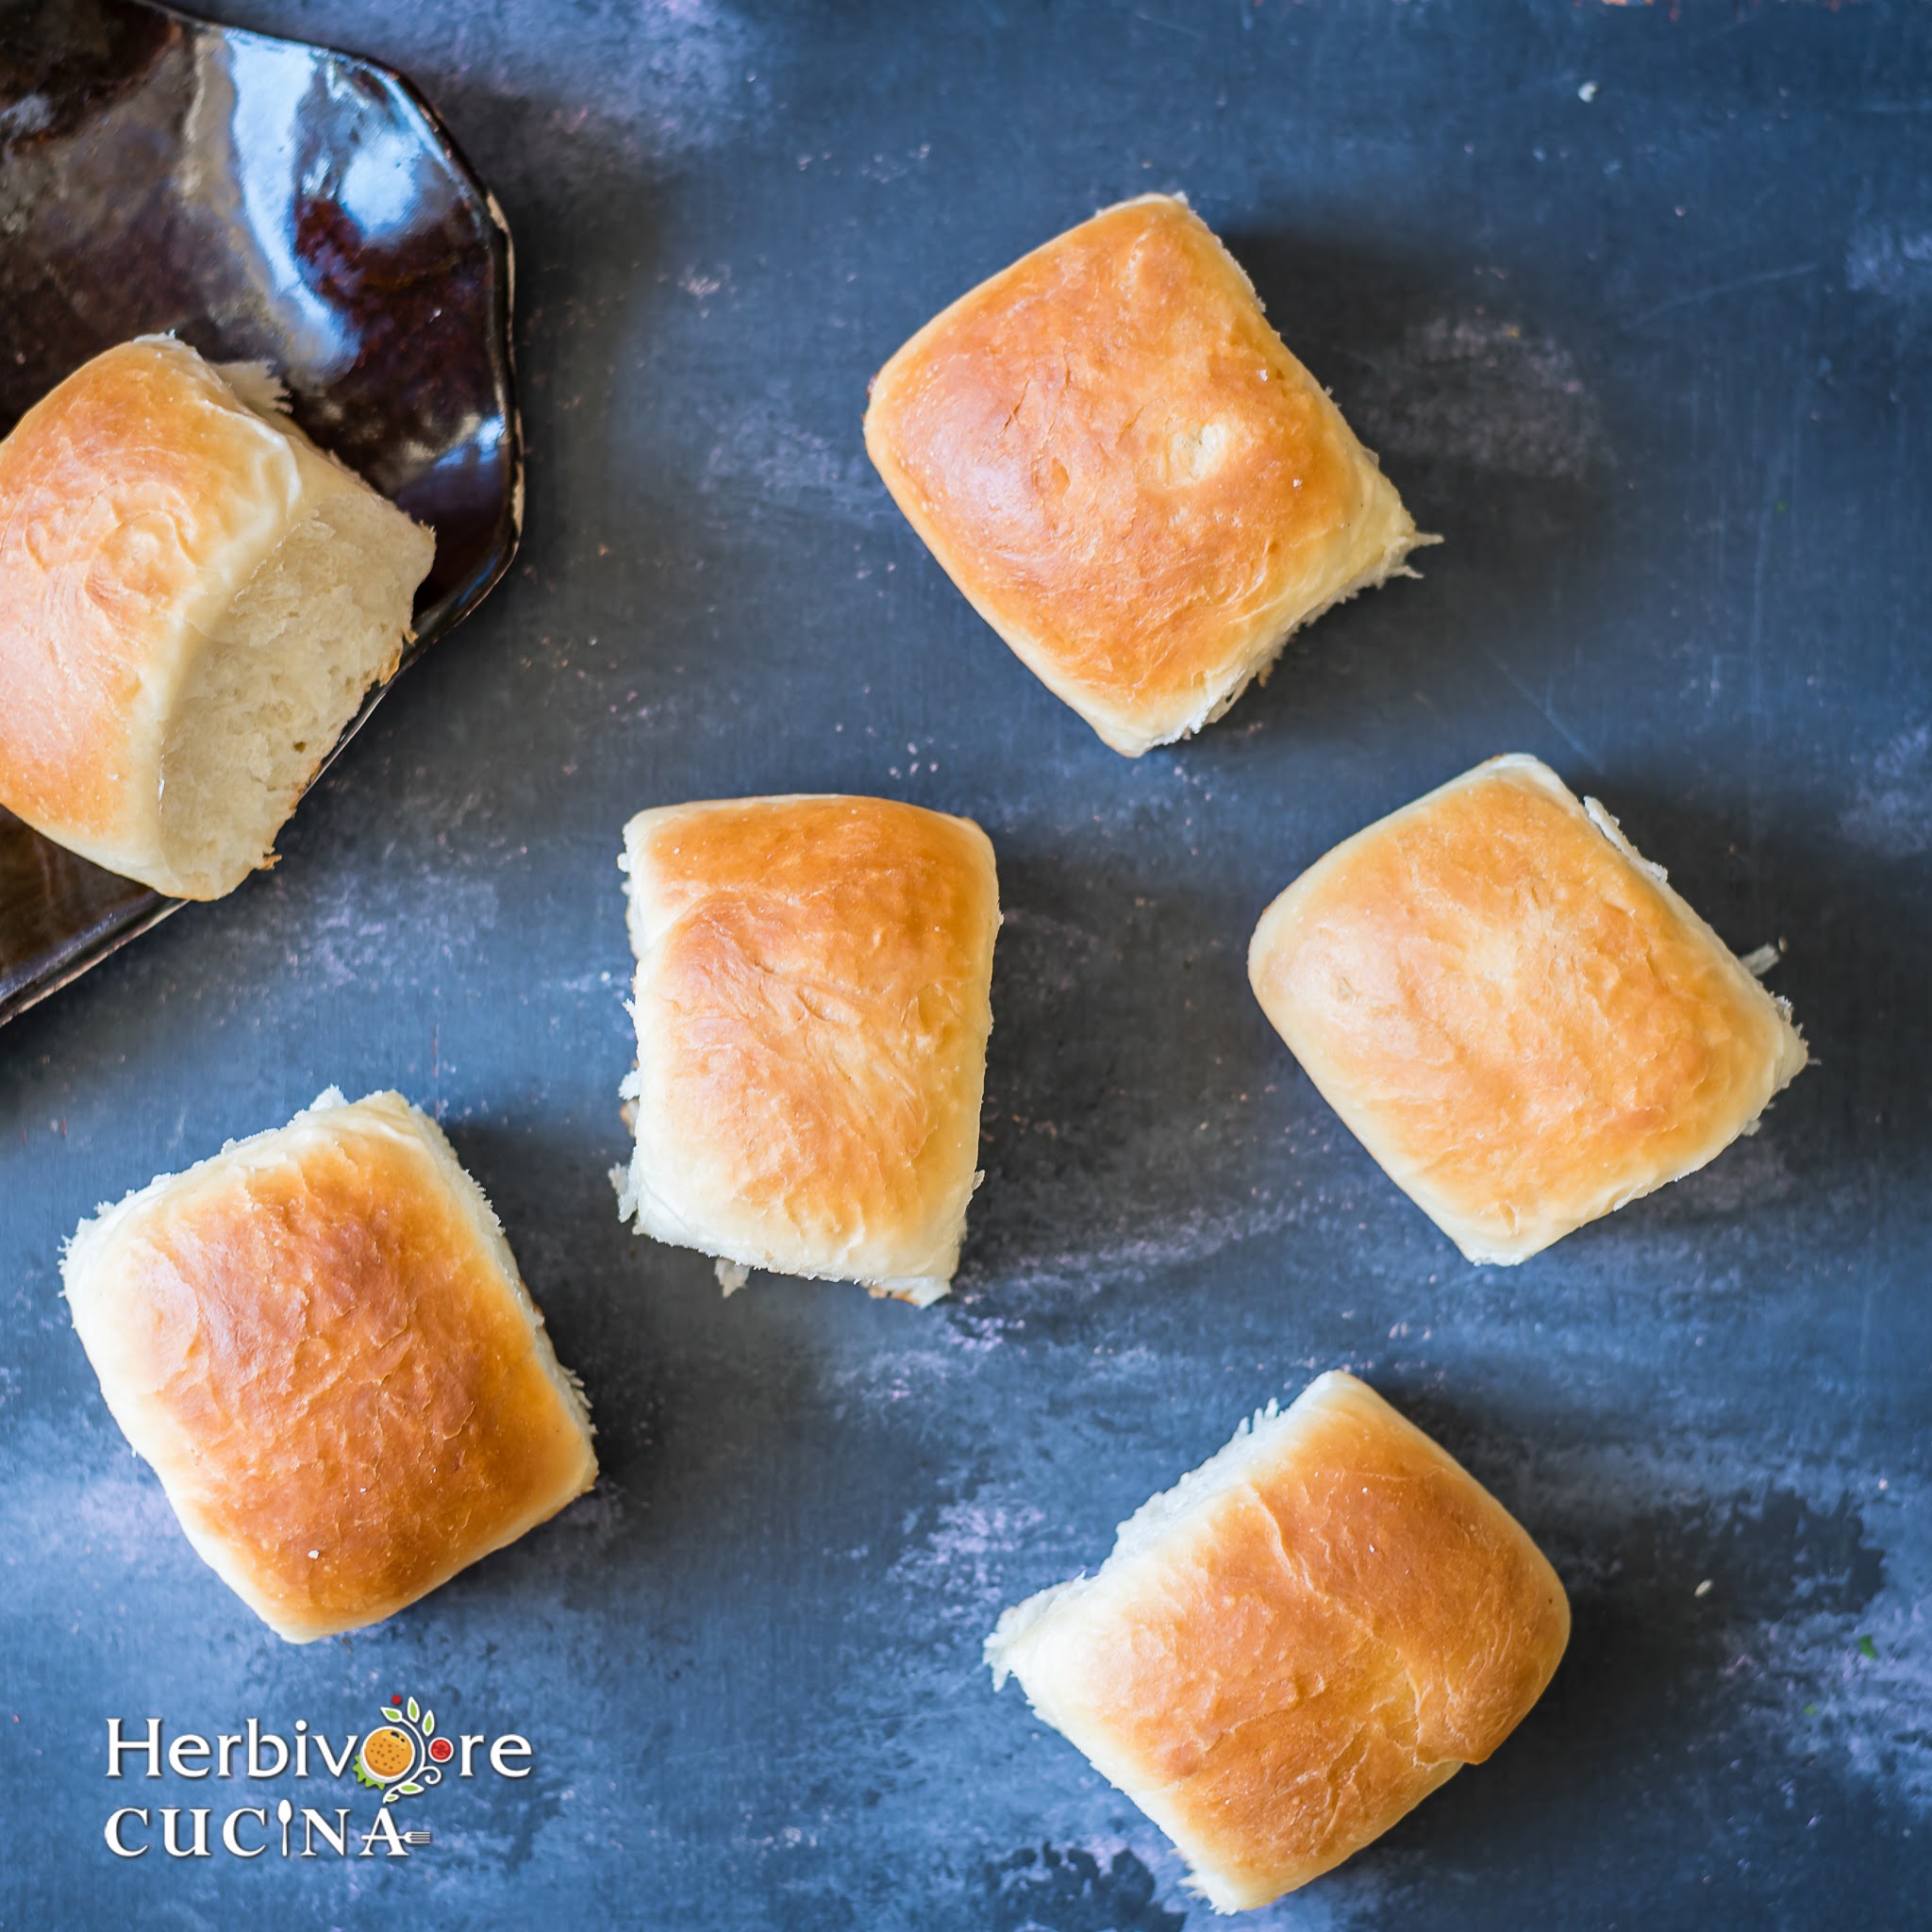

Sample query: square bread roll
[987,1372,1570,1911]
[62,1089,596,1643]
[0,336,435,899]
[612,794,1000,1305]
[1249,754,1808,1265]
[863,193,1427,757]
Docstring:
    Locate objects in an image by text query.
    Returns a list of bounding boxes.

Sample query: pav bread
[612,794,999,1304]
[987,1371,1569,1911]
[62,1089,595,1642]
[863,193,1427,757]
[1248,754,1808,1264]
[0,336,435,899]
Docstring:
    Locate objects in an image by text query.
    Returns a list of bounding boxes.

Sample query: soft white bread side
[0,337,435,899]
[62,1090,596,1643]
[864,194,1429,757]
[611,794,1000,1304]
[988,1372,1570,1912]
[1248,754,1809,1264]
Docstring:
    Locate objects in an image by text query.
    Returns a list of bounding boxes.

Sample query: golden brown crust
[1248,756,1807,1264]
[991,1373,1569,1909]
[0,336,429,896]
[617,795,1000,1300]
[863,195,1421,756]
[64,1092,596,1642]
[0,339,302,852]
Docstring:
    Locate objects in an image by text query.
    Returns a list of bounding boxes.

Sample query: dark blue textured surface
[3,3,1929,1926]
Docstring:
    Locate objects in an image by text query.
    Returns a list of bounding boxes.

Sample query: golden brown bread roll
[612,794,1000,1304]
[1248,754,1808,1264]
[987,1371,1570,1911]
[63,1089,596,1642]
[864,193,1427,757]
[0,337,434,899]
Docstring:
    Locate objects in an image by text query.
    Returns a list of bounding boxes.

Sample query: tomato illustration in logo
[352,1695,448,1806]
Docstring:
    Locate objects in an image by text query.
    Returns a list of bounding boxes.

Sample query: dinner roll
[987,1372,1570,1912]
[864,193,1427,757]
[0,336,435,899]
[63,1089,595,1642]
[612,794,1000,1304]
[1249,754,1808,1264]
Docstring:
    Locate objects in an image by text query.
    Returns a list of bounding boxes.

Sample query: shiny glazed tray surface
[0,0,520,1024]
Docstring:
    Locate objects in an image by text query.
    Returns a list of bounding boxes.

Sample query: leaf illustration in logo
[383,1707,405,1724]
[353,1759,382,1790]
[422,1710,436,1736]
[382,1789,402,1806]
[407,1697,420,1722]
[397,1781,424,1796]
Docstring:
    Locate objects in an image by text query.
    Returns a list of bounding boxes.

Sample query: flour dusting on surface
[1846,224,1932,302]
[1347,314,1606,479]
[701,396,878,520]
[1841,722,1932,858]
[890,1496,1051,1629]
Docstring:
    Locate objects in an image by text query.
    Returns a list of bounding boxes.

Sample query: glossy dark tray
[0,0,521,1025]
